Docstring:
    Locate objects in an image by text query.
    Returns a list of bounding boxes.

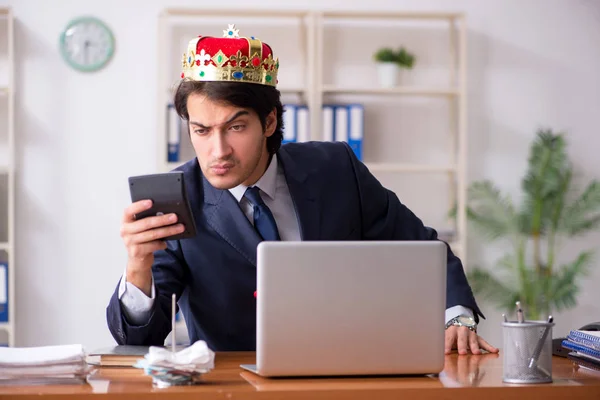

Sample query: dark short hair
[173,80,284,155]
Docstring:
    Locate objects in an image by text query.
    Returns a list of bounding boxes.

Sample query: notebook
[567,330,600,351]
[562,339,600,364]
[87,345,150,367]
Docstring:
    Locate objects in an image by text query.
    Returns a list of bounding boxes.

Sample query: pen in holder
[502,316,555,384]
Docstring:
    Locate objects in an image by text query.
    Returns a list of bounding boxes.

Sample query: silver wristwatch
[445,315,477,332]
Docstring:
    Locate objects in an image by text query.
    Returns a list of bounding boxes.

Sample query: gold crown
[181,24,279,87]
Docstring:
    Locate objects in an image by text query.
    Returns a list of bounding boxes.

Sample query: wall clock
[59,16,115,72]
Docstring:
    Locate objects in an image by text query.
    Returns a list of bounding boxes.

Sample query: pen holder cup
[502,320,555,384]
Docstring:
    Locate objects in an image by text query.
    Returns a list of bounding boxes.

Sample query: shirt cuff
[118,270,156,326]
[445,305,474,325]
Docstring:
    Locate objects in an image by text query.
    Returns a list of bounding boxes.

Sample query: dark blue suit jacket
[107,141,484,351]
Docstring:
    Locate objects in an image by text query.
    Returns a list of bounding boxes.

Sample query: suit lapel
[202,175,262,266]
[277,148,321,241]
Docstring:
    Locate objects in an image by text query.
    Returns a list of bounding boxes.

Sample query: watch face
[60,17,115,72]
[458,316,475,326]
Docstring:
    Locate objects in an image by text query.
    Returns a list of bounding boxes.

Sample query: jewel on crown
[180,24,279,87]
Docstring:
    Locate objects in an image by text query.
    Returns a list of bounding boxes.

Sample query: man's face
[187,93,276,190]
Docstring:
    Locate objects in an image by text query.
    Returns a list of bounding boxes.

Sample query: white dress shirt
[119,154,473,325]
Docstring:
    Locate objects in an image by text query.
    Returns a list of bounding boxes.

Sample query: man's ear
[264,108,277,138]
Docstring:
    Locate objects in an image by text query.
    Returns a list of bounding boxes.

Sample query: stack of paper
[562,330,600,371]
[134,340,215,387]
[0,344,90,385]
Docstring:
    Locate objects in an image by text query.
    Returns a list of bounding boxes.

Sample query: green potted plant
[373,47,415,87]
[460,129,600,320]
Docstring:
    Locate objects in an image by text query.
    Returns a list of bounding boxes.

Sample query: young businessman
[107,25,498,356]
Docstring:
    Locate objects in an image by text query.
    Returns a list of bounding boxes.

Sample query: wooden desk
[1,352,599,399]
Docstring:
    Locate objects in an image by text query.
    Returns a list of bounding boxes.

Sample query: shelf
[365,163,456,173]
[158,7,470,273]
[162,8,462,20]
[164,8,309,18]
[322,10,463,20]
[322,85,460,96]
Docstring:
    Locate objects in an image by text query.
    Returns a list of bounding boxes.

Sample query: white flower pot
[376,62,399,87]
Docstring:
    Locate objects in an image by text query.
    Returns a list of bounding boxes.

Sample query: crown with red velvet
[181,24,279,87]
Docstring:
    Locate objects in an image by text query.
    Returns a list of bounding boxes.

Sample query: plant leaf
[560,180,600,235]
[548,251,594,311]
[464,181,519,241]
[467,267,520,312]
[520,129,570,236]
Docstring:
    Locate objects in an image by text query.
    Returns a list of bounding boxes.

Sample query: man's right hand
[120,200,185,296]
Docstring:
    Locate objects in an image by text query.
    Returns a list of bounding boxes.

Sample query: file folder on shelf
[331,104,363,161]
[334,105,349,143]
[348,104,364,161]
[296,105,310,142]
[0,262,7,323]
[282,104,297,144]
[167,103,181,162]
[322,104,334,142]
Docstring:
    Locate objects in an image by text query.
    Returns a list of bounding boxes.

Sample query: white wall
[1,0,599,351]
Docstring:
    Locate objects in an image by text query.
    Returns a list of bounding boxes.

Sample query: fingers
[469,330,481,355]
[124,223,186,247]
[123,200,153,223]
[446,326,500,356]
[478,336,500,353]
[445,327,457,354]
[123,213,180,239]
[457,327,470,355]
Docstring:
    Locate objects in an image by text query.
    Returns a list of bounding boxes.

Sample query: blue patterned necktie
[244,186,281,241]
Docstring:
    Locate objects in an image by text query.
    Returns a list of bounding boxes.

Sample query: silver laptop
[241,240,447,377]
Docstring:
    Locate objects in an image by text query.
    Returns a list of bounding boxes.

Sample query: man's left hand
[445,326,499,355]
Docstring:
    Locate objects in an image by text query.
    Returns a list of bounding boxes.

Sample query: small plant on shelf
[373,47,416,87]
[373,47,397,63]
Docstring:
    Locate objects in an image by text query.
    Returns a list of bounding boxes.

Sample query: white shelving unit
[0,7,14,347]
[156,8,468,265]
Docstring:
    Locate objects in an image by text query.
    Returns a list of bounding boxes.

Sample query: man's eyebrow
[189,110,249,129]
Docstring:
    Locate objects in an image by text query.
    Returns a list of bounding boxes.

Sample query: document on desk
[0,344,85,366]
[0,344,88,385]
